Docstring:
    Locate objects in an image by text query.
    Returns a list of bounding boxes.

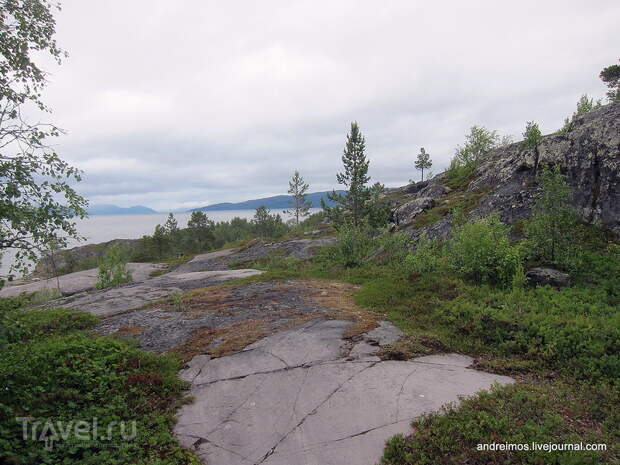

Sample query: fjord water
[1,209,319,278]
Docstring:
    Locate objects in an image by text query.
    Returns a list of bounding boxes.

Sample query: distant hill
[190,190,345,212]
[88,204,157,215]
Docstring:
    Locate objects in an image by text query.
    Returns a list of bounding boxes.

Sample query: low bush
[403,234,445,274]
[1,307,97,346]
[380,382,618,465]
[314,226,377,268]
[0,304,198,465]
[376,231,411,267]
[96,245,133,289]
[447,215,521,287]
[441,281,620,383]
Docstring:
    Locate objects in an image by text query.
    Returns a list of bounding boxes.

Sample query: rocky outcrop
[0,262,163,298]
[526,267,571,288]
[174,320,513,465]
[33,238,142,277]
[388,102,620,238]
[174,238,336,273]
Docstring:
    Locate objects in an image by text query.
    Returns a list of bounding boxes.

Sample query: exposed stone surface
[59,283,177,317]
[95,280,352,352]
[175,238,336,273]
[54,269,263,317]
[387,102,620,238]
[33,238,142,277]
[174,320,514,465]
[174,249,237,272]
[526,267,571,288]
[393,197,436,226]
[9,237,333,314]
[10,237,516,465]
[0,262,163,298]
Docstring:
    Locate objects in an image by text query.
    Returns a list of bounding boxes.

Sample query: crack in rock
[176,318,514,465]
[256,362,379,464]
[395,366,419,422]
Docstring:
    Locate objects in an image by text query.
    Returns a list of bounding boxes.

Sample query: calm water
[1,209,319,277]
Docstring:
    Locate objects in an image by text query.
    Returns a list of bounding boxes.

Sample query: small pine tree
[600,60,620,102]
[414,147,432,182]
[284,170,311,225]
[164,213,178,234]
[323,122,371,228]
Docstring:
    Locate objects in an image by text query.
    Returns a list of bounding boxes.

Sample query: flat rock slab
[174,320,513,465]
[175,249,236,272]
[153,269,263,290]
[174,238,336,273]
[96,281,338,353]
[51,269,264,317]
[0,262,163,298]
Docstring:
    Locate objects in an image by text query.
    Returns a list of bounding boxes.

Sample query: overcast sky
[39,0,619,211]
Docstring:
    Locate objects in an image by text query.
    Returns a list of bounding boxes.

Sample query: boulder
[526,267,571,288]
[394,197,435,225]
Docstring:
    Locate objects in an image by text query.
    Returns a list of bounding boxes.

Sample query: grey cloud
[34,0,619,210]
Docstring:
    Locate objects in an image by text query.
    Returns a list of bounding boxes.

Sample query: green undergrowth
[236,233,619,463]
[412,188,489,229]
[0,304,198,465]
[381,381,618,465]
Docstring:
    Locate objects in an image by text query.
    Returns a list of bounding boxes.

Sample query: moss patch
[412,188,489,229]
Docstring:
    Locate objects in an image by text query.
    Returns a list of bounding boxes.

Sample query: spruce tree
[414,147,432,182]
[323,122,371,227]
[284,170,311,225]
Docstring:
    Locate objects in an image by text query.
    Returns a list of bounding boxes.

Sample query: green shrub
[0,294,32,314]
[404,234,446,274]
[96,245,133,289]
[524,165,580,270]
[0,333,197,464]
[380,382,618,465]
[440,282,620,383]
[444,158,476,190]
[447,215,522,287]
[315,226,377,268]
[377,231,411,267]
[2,307,97,345]
[557,94,602,134]
[29,286,62,305]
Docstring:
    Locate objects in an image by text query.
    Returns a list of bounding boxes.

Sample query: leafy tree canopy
[1,0,87,284]
[522,121,543,151]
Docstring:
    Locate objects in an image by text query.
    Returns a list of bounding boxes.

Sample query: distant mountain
[88,204,157,215]
[190,190,345,212]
